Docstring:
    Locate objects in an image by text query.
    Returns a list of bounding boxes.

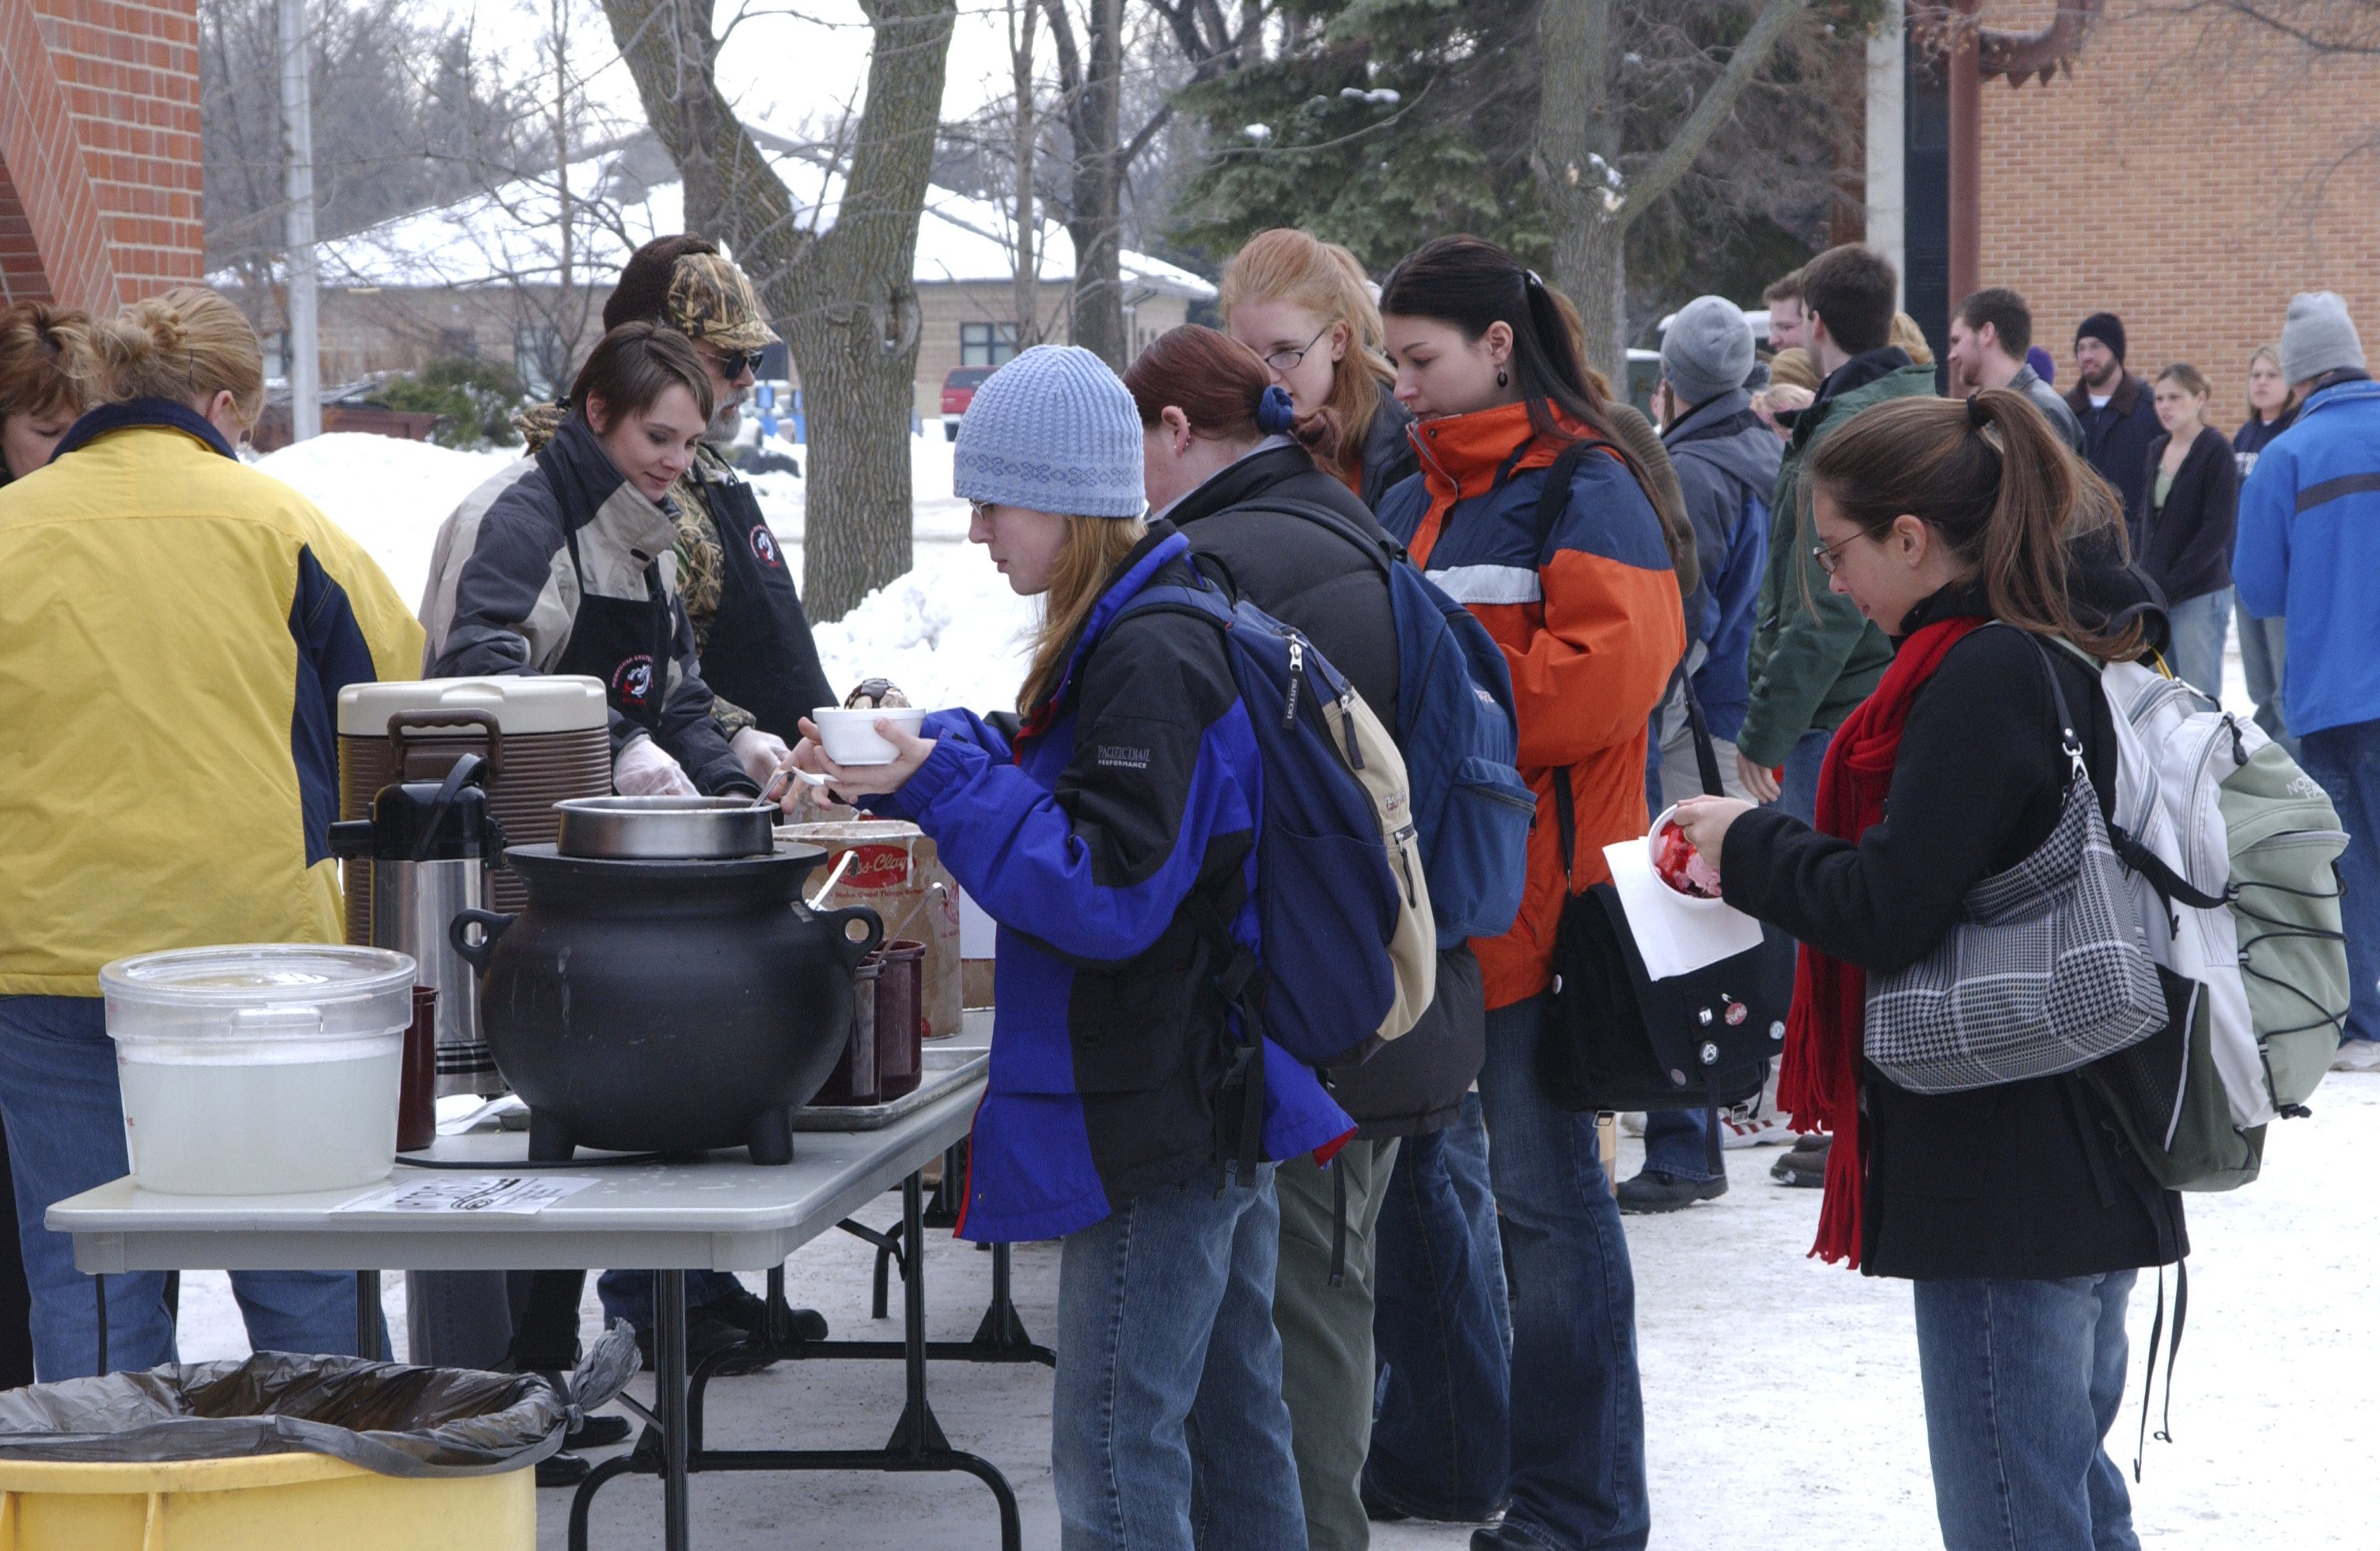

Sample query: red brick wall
[0,0,203,312]
[1976,2,2380,432]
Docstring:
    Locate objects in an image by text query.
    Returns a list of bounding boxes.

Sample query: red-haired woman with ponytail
[1669,389,2182,1551]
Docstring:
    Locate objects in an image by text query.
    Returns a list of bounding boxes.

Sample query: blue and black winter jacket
[871,523,1355,1242]
[2235,371,2380,737]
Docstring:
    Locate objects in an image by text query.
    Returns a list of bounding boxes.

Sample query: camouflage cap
[667,252,780,351]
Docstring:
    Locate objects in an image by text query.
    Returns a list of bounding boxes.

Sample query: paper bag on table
[1600,838,1764,980]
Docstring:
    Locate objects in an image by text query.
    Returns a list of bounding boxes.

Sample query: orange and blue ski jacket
[1378,403,1685,1010]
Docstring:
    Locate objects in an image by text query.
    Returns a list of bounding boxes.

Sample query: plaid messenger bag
[1862,628,2166,1094]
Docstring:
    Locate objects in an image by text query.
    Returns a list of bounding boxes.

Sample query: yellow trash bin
[0,1452,534,1551]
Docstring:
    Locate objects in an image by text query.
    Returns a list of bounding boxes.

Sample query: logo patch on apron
[750,525,783,567]
[612,654,658,706]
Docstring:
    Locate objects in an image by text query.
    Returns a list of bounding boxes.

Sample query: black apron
[697,477,836,738]
[559,525,675,736]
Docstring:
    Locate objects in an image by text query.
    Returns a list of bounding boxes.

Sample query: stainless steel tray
[790,1042,988,1131]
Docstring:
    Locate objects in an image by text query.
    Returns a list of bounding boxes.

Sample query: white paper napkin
[1601,839,1764,980]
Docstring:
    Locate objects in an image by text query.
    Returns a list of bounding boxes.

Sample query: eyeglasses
[968,499,995,525]
[1259,325,1332,374]
[709,347,767,381]
[1809,531,1862,575]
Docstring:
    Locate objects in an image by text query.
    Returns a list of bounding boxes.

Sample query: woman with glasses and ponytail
[1221,229,1419,510]
[1369,235,1684,1551]
[1666,389,2181,1551]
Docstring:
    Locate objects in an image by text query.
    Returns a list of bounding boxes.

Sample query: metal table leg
[354,1270,378,1359]
[567,1171,1025,1551]
[657,1267,691,1551]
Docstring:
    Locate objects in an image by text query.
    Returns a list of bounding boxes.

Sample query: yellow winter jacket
[0,404,423,995]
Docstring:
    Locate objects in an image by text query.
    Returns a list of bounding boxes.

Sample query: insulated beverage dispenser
[329,755,504,1094]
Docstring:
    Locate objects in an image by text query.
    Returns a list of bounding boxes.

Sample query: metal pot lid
[553,796,779,860]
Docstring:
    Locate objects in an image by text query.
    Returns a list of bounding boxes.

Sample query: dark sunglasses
[710,347,767,380]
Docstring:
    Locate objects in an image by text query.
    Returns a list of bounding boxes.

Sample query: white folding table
[49,1057,1037,1551]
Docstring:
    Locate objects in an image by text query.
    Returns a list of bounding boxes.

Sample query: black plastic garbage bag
[0,1321,637,1477]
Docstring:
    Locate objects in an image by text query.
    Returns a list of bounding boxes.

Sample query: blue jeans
[1365,1092,1511,1521]
[2163,587,2232,703]
[1054,1161,1306,1551]
[1476,995,1648,1549]
[2299,719,2380,1044]
[0,996,383,1379]
[1777,725,1835,827]
[1912,1270,2139,1551]
[1639,1109,1719,1181]
[597,1267,750,1333]
[2233,601,2292,752]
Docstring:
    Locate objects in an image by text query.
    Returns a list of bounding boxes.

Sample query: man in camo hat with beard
[442,242,840,1401]
[580,237,841,1377]
[605,237,836,764]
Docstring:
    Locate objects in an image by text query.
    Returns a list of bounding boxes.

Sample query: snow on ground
[189,430,2371,1542]
[173,1074,2380,1548]
[257,427,1035,715]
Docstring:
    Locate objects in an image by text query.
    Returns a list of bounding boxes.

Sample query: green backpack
[2088,656,2351,1193]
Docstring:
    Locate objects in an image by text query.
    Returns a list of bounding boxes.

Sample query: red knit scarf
[1775,614,1985,1267]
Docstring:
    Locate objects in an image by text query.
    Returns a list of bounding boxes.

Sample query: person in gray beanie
[1660,294,1755,415]
[1624,295,1793,1212]
[952,343,1146,518]
[2236,290,2380,1071]
[2279,290,2365,387]
[779,341,1353,1549]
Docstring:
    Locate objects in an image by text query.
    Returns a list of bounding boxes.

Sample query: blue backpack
[1223,499,1533,946]
[1116,577,1437,1087]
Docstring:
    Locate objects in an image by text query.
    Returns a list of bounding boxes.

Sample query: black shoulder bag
[1526,445,1793,1169]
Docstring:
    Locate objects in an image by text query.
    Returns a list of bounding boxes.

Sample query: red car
[939,366,994,442]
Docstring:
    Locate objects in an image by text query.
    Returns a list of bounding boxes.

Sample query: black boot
[1771,1132,1829,1187]
[1614,1167,1727,1214]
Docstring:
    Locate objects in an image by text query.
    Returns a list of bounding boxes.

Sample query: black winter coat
[2067,373,2163,518]
[2129,425,2238,605]
[1168,440,1484,1138]
[1357,384,1420,514]
[1719,578,2187,1281]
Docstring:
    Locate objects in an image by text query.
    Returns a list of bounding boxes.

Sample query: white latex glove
[614,734,698,797]
[730,726,790,790]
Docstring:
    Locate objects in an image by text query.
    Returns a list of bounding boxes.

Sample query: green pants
[1272,1136,1400,1551]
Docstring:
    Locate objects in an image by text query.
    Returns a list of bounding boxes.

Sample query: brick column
[0,0,203,311]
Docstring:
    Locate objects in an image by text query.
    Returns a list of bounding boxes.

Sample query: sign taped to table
[334,1174,600,1215]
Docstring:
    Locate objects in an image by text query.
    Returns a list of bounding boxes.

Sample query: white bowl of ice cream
[1647,804,1727,909]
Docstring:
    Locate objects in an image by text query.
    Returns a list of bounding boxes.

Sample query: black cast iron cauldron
[449,841,882,1164]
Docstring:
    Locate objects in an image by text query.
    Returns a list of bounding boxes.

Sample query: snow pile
[811,547,1037,717]
[253,433,519,610]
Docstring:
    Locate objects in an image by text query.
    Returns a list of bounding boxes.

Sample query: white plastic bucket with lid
[100,946,417,1196]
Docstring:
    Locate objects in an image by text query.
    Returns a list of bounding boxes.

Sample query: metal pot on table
[449,798,882,1165]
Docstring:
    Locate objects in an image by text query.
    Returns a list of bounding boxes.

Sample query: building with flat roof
[231,136,1213,423]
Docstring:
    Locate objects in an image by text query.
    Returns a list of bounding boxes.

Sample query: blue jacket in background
[1660,388,1778,741]
[2234,373,2380,737]
[872,525,1353,1242]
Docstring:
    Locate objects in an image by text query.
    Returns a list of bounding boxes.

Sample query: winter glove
[614,734,698,797]
[730,726,790,791]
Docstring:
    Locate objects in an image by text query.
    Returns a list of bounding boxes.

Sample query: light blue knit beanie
[953,345,1146,518]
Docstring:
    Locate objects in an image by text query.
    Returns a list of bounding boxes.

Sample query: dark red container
[398,985,438,1151]
[874,940,926,1101]
[812,958,883,1105]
